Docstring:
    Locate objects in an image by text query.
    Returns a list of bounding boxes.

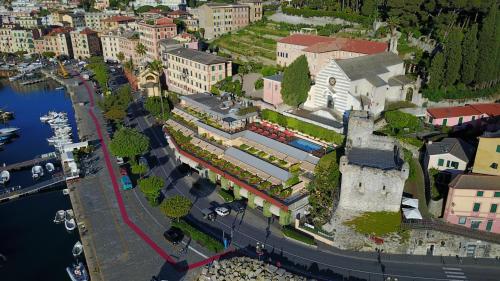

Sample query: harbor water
[0,81,83,281]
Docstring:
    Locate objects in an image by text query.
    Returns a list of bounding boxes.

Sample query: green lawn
[344,212,401,237]
[282,227,316,245]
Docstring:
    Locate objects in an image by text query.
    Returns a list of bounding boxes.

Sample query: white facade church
[303,52,417,120]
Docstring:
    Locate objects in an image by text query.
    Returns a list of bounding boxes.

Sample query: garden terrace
[179,93,258,133]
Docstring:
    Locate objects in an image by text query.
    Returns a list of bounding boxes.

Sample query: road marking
[443,267,462,271]
[442,267,467,281]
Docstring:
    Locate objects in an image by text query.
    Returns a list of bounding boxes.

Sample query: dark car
[163,227,184,245]
[230,200,246,213]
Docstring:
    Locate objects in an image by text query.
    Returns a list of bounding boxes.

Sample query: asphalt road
[126,100,500,281]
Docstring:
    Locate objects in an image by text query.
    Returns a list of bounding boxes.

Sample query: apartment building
[14,16,42,29]
[101,15,137,31]
[132,0,185,10]
[84,12,110,31]
[11,28,39,54]
[239,0,262,22]
[137,17,177,60]
[60,12,86,28]
[443,174,500,233]
[276,34,388,76]
[101,29,141,66]
[426,103,500,128]
[0,27,13,53]
[94,0,110,10]
[34,27,73,57]
[164,48,232,95]
[472,131,500,176]
[197,3,250,39]
[70,28,101,59]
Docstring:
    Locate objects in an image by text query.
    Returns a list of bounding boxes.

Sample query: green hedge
[422,84,500,102]
[279,209,292,226]
[218,189,234,202]
[282,227,315,245]
[281,7,371,26]
[261,109,344,144]
[172,220,224,252]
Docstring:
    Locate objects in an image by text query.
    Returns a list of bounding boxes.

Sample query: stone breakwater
[197,257,309,281]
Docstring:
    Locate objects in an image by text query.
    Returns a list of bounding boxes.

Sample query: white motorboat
[31,165,44,179]
[65,218,76,231]
[0,170,9,184]
[55,86,65,91]
[53,210,66,224]
[47,118,68,125]
[63,188,69,195]
[66,262,89,281]
[45,162,55,173]
[0,127,20,137]
[40,111,67,122]
[72,241,83,257]
[8,74,23,81]
[65,209,74,220]
[47,135,71,143]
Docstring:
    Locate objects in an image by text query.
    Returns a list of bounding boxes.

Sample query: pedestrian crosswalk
[442,267,468,281]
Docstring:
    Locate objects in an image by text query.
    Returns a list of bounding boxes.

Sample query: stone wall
[197,257,307,281]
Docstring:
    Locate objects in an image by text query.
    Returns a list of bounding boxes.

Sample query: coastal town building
[443,174,500,233]
[424,138,475,172]
[101,15,137,31]
[60,12,86,28]
[338,111,409,212]
[14,16,42,29]
[303,52,416,121]
[34,27,73,57]
[11,27,39,54]
[101,29,141,65]
[131,0,186,10]
[196,3,251,39]
[472,131,500,176]
[94,0,110,10]
[276,34,388,76]
[164,48,232,95]
[84,12,110,31]
[426,103,500,128]
[70,28,101,59]
[262,73,283,106]
[137,17,177,60]
[239,0,263,22]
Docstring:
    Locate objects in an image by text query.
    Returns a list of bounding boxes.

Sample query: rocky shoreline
[197,257,309,281]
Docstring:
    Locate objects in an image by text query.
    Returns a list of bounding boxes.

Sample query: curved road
[128,101,500,281]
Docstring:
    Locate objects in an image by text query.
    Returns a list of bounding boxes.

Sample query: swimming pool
[288,138,322,153]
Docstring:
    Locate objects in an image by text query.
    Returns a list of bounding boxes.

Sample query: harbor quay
[49,71,205,281]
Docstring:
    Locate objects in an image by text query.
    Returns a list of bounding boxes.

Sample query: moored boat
[53,210,66,224]
[31,165,44,179]
[72,241,83,257]
[66,262,89,281]
[0,127,20,137]
[0,170,9,184]
[65,218,76,231]
[45,162,55,173]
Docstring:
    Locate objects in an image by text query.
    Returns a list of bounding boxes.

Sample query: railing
[401,219,500,244]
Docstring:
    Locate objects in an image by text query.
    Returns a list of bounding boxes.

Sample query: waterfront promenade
[54,72,205,281]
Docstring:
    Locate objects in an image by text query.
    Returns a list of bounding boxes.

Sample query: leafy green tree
[131,163,148,176]
[138,176,164,205]
[42,51,55,58]
[160,195,192,221]
[461,24,478,85]
[281,55,311,107]
[254,78,263,90]
[104,107,126,123]
[443,28,463,87]
[135,42,147,64]
[144,96,170,120]
[428,51,445,90]
[361,0,377,17]
[147,60,167,118]
[475,3,498,86]
[86,56,109,91]
[384,110,421,134]
[117,52,125,63]
[307,151,340,227]
[110,127,150,159]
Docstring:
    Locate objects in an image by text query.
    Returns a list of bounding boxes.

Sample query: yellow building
[472,131,500,176]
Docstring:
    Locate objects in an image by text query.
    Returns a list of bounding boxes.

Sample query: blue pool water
[288,138,322,152]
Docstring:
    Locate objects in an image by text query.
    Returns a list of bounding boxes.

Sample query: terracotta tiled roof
[79,28,97,35]
[427,103,500,119]
[470,103,500,117]
[155,17,175,26]
[47,27,73,36]
[304,37,388,54]
[168,10,190,16]
[277,34,335,46]
[101,15,136,23]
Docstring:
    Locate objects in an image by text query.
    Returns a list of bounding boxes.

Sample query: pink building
[262,73,283,106]
[426,103,500,127]
[443,174,500,233]
[137,17,177,60]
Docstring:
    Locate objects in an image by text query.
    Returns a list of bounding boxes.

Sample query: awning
[402,208,422,220]
[402,197,419,208]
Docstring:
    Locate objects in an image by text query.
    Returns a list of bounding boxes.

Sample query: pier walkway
[0,174,65,202]
[1,152,58,171]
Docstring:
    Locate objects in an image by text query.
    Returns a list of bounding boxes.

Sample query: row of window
[472,202,498,213]
[437,159,459,169]
[476,191,500,197]
[277,51,288,58]
[458,217,494,231]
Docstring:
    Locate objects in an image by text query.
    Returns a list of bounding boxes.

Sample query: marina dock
[1,152,58,172]
[0,174,65,202]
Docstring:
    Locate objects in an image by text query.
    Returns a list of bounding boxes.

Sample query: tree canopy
[104,108,126,123]
[160,195,192,221]
[110,127,150,159]
[144,96,170,120]
[307,150,341,227]
[138,176,164,205]
[384,110,422,134]
[461,23,479,85]
[281,55,311,107]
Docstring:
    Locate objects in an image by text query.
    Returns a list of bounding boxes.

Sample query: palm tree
[148,59,166,120]
[117,52,125,63]
[135,43,147,64]
[124,58,134,71]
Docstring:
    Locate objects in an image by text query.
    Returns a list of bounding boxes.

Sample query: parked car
[116,157,125,165]
[120,175,133,190]
[215,206,230,217]
[120,167,128,176]
[163,227,184,245]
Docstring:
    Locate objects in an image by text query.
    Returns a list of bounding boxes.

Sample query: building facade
[164,48,232,95]
[196,3,251,39]
[70,28,101,59]
[11,28,38,54]
[424,138,475,172]
[137,17,177,60]
[426,103,500,128]
[262,73,283,106]
[101,15,137,31]
[443,174,500,234]
[338,111,409,212]
[84,12,110,31]
[34,27,73,57]
[472,131,500,176]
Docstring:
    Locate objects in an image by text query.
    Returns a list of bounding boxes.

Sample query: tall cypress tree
[461,24,479,85]
[361,0,378,17]
[443,28,463,87]
[475,4,498,86]
[281,55,311,107]
[428,51,445,90]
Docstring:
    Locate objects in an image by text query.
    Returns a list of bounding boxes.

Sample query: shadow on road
[155,260,188,281]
